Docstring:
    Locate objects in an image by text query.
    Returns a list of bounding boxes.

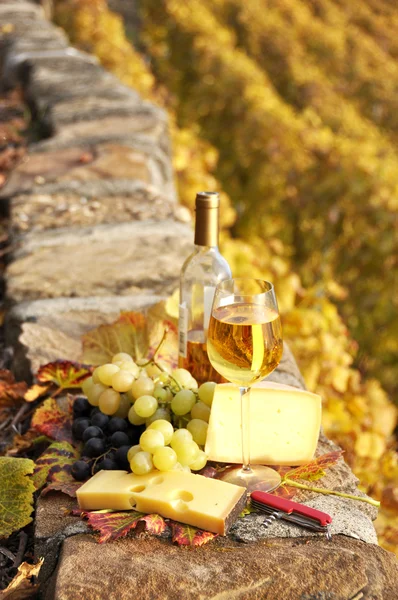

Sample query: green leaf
[75,509,167,543]
[0,458,35,538]
[32,441,79,491]
[31,397,74,445]
[169,521,217,546]
[36,360,92,390]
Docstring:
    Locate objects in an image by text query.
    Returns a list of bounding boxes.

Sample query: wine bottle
[178,191,232,384]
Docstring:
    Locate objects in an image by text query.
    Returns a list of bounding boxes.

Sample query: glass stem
[240,386,251,473]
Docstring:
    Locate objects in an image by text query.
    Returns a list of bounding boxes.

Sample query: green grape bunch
[78,353,216,479]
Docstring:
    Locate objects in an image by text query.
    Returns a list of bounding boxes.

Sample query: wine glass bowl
[207,278,283,492]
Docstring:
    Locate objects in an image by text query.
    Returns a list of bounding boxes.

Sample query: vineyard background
[52,0,398,554]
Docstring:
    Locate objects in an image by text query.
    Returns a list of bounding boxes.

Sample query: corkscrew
[250,491,333,540]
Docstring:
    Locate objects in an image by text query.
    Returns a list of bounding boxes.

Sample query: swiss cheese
[205,382,321,465]
[76,469,247,535]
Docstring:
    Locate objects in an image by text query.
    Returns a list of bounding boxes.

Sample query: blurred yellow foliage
[53,0,398,556]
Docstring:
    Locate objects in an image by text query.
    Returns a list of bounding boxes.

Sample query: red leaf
[169,521,217,547]
[36,360,92,389]
[31,397,74,445]
[76,510,167,543]
[33,441,79,490]
[138,513,169,535]
[284,451,343,482]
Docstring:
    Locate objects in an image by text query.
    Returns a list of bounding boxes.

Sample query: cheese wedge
[205,382,321,466]
[76,470,247,535]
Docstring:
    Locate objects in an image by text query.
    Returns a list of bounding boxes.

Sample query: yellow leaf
[1,558,43,599]
[355,433,386,460]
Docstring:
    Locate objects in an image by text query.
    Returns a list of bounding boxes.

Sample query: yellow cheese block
[205,382,321,466]
[76,469,247,535]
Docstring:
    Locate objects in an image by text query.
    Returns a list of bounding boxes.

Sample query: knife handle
[251,491,332,527]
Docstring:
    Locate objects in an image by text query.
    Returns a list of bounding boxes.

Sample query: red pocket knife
[251,491,333,540]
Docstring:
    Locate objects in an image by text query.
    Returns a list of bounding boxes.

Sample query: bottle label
[178,303,188,358]
[204,285,216,330]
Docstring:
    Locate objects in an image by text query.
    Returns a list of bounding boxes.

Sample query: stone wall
[0,1,397,598]
[0,0,194,380]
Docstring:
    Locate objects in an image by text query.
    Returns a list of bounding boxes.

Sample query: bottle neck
[194,206,219,247]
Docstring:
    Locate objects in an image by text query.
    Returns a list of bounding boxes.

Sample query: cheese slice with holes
[205,382,321,466]
[76,470,247,535]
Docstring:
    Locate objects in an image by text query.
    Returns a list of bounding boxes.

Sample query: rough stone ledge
[1,141,176,201]
[41,532,398,600]
[2,178,176,203]
[10,219,192,255]
[10,187,189,234]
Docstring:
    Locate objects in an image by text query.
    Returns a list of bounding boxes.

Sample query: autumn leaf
[31,397,74,445]
[81,302,178,368]
[5,431,50,457]
[82,314,148,365]
[0,370,28,423]
[0,458,35,538]
[169,521,217,547]
[0,558,43,599]
[32,441,79,491]
[0,370,28,403]
[145,301,178,368]
[275,451,379,507]
[251,456,343,506]
[269,466,298,499]
[76,509,167,543]
[284,451,343,482]
[36,360,92,390]
[269,484,297,501]
[24,384,51,403]
[41,479,83,498]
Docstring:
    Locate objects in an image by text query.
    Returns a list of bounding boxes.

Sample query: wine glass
[207,278,283,492]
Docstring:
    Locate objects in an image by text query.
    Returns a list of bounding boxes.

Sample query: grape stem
[91,447,118,476]
[282,477,380,507]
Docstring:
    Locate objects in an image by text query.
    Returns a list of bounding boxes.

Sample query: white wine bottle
[178,191,232,384]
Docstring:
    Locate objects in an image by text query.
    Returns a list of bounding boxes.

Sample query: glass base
[218,465,281,493]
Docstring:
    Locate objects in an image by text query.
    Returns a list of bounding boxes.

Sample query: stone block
[25,64,133,108]
[43,533,398,600]
[34,493,89,590]
[6,220,193,303]
[10,186,188,234]
[2,142,174,200]
[34,105,169,151]
[47,94,144,126]
[5,48,98,89]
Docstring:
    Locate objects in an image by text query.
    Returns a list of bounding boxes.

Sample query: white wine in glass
[207,278,283,491]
